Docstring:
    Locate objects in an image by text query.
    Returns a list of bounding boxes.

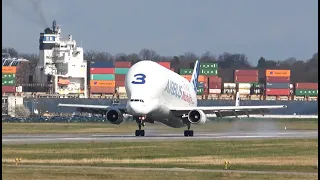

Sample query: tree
[257,57,266,68]
[139,48,158,60]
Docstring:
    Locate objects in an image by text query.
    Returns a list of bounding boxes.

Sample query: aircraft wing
[57,103,127,113]
[170,105,287,118]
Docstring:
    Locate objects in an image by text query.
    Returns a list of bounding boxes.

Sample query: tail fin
[235,92,240,106]
[190,60,200,93]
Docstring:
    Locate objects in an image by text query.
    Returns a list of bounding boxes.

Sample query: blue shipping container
[90,61,114,68]
[266,82,290,89]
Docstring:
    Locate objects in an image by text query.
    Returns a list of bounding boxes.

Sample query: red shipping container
[157,62,171,69]
[2,86,16,93]
[90,68,114,74]
[115,61,131,68]
[234,75,258,83]
[266,76,290,83]
[90,87,114,94]
[265,89,290,96]
[234,69,258,76]
[115,81,125,86]
[115,74,126,81]
[208,76,222,83]
[295,83,318,90]
[208,82,222,89]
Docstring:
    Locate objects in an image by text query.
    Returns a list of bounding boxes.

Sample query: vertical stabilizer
[235,92,240,106]
[190,60,200,93]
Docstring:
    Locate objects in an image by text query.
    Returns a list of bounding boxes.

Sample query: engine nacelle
[106,109,124,124]
[187,110,207,125]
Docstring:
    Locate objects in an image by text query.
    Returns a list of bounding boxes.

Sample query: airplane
[58,60,287,137]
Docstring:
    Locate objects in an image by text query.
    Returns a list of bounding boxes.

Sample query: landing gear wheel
[135,130,145,136]
[184,130,194,137]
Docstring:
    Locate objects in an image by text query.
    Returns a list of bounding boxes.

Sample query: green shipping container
[295,89,318,96]
[200,63,218,69]
[115,68,129,75]
[2,73,15,79]
[197,87,204,95]
[2,79,16,86]
[200,69,218,76]
[179,69,193,75]
[91,74,115,80]
[197,82,204,88]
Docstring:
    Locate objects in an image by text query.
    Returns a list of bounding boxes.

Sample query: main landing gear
[135,116,146,136]
[184,123,194,137]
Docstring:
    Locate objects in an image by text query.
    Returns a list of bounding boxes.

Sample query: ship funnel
[52,20,57,32]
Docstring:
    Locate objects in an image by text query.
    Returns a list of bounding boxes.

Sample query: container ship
[2,20,318,115]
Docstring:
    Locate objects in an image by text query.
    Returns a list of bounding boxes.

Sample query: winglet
[190,60,200,93]
[235,92,240,107]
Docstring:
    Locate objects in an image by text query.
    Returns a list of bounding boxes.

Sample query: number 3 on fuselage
[131,74,146,84]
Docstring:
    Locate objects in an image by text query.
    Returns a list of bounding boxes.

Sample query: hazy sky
[2,0,318,65]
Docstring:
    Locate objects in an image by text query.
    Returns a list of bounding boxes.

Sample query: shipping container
[265,89,290,96]
[223,83,236,89]
[90,80,115,87]
[209,89,221,94]
[118,87,126,94]
[90,87,114,94]
[181,75,192,81]
[115,74,126,81]
[200,63,218,69]
[91,74,115,81]
[200,69,218,76]
[115,68,129,75]
[2,66,17,74]
[90,61,114,68]
[2,73,16,79]
[197,82,204,88]
[237,83,251,89]
[198,75,206,82]
[238,89,250,95]
[157,62,171,69]
[208,76,221,83]
[115,61,131,68]
[295,83,318,90]
[179,69,193,75]
[253,83,263,88]
[223,89,236,94]
[90,68,114,74]
[295,89,318,96]
[234,69,258,76]
[115,81,125,86]
[234,75,258,83]
[209,82,222,89]
[265,69,290,77]
[197,87,204,95]
[2,79,16,86]
[2,86,16,93]
[266,76,290,83]
[266,82,290,89]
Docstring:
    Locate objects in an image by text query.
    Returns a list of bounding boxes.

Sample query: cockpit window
[130,99,144,102]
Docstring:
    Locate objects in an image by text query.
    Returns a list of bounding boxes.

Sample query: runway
[2,130,318,144]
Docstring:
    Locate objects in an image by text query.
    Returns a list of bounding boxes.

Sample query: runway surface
[2,130,318,144]
[2,164,318,176]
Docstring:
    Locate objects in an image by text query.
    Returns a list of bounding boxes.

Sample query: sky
[2,0,318,65]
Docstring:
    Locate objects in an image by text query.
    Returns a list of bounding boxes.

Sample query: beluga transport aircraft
[58,60,287,137]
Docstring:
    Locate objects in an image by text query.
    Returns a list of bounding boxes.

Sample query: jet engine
[106,109,124,124]
[187,110,207,125]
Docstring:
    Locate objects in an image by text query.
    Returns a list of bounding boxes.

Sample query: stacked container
[90,61,115,94]
[294,83,318,97]
[265,69,291,96]
[199,63,218,76]
[234,69,258,83]
[196,75,208,95]
[237,83,251,95]
[179,69,193,81]
[114,61,132,94]
[157,62,171,69]
[2,66,17,93]
[208,76,222,94]
[223,83,236,94]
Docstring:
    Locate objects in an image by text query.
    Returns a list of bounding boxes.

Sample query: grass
[2,166,318,180]
[2,139,318,173]
[2,118,318,134]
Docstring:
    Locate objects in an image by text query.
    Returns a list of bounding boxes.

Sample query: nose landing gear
[135,115,146,136]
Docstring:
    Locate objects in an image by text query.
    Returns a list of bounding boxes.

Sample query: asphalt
[2,130,318,144]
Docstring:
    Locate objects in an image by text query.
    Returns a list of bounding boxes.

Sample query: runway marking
[2,164,317,176]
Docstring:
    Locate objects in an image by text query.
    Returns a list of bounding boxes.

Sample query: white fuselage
[125,61,197,128]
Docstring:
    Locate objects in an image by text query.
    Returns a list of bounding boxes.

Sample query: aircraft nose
[127,101,148,115]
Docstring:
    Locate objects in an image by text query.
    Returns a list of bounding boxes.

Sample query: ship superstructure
[36,20,88,98]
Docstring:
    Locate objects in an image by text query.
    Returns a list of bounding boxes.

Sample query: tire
[141,130,145,136]
[184,130,189,137]
[189,130,194,137]
[135,130,140,136]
